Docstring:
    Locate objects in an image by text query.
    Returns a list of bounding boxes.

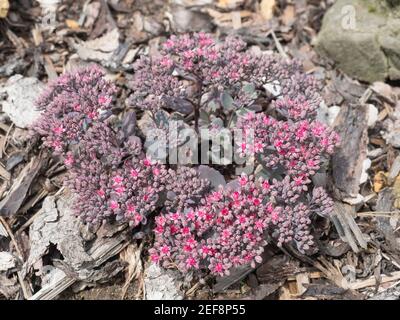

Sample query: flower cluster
[150,174,333,276]
[128,32,322,126]
[164,166,211,213]
[150,175,270,275]
[269,179,334,250]
[31,66,209,227]
[236,113,339,182]
[32,65,116,153]
[129,55,186,113]
[66,140,169,226]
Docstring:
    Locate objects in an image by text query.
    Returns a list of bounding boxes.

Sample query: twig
[381,252,400,270]
[17,271,31,299]
[1,123,14,157]
[359,88,372,105]
[135,273,144,300]
[376,279,400,295]
[18,189,49,215]
[0,216,32,299]
[194,82,203,134]
[17,206,42,234]
[349,271,400,290]
[271,30,288,59]
[357,211,399,218]
[333,202,368,252]
[186,282,201,297]
[0,216,24,260]
[141,272,146,300]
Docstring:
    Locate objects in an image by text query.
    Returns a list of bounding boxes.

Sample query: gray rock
[170,6,213,33]
[144,263,183,300]
[315,0,400,83]
[316,102,340,127]
[0,75,44,128]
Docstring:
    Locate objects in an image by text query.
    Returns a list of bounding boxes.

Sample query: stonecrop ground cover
[31,32,339,276]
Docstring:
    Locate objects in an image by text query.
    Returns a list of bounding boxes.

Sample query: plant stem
[194,81,203,134]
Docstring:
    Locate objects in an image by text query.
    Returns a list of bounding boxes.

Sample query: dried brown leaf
[259,0,276,21]
[373,171,388,193]
[281,4,295,26]
[76,28,120,63]
[0,0,9,19]
[65,19,80,30]
[217,0,244,9]
[120,243,143,299]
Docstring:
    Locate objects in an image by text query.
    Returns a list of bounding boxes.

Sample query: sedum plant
[32,33,339,277]
[32,66,208,227]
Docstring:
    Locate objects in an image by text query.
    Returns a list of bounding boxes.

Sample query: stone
[170,6,213,33]
[317,102,341,127]
[315,0,400,83]
[0,75,45,128]
[144,263,183,300]
[367,104,378,128]
[360,158,372,184]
